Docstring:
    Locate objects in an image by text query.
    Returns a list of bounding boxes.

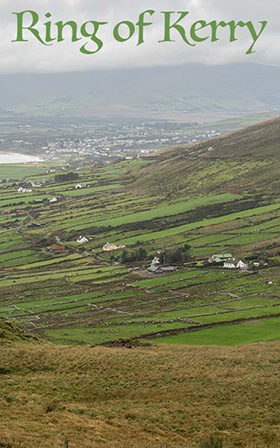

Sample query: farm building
[47,245,65,254]
[77,236,89,244]
[103,242,118,251]
[18,187,32,193]
[49,197,58,203]
[103,242,126,252]
[149,265,177,274]
[148,257,177,275]
[26,180,42,188]
[223,259,248,270]
[4,210,12,215]
[75,184,89,189]
[208,254,233,263]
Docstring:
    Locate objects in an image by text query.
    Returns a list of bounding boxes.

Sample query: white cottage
[77,236,89,244]
[223,259,247,270]
[18,187,32,193]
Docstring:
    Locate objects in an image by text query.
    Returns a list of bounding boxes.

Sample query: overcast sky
[0,0,279,74]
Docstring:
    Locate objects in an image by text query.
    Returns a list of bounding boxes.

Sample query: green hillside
[1,118,280,346]
[133,118,280,196]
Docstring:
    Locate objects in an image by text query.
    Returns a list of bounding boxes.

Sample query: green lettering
[113,21,135,42]
[80,21,107,55]
[245,21,267,54]
[56,20,82,43]
[190,20,209,42]
[159,11,195,46]
[12,10,49,46]
[209,20,267,54]
[208,21,238,42]
[136,10,155,46]
[44,13,56,43]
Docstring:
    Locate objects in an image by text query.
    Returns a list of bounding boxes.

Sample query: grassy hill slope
[153,117,280,159]
[0,319,36,343]
[1,340,280,448]
[134,117,280,196]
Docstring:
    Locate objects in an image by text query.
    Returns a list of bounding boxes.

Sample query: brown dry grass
[0,341,280,448]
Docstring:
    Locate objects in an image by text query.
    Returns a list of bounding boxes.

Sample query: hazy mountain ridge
[1,64,280,121]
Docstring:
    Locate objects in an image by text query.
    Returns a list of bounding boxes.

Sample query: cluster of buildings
[4,209,26,216]
[36,133,154,161]
[147,257,177,275]
[208,254,249,270]
[144,253,253,277]
[18,187,33,194]
[1,121,225,166]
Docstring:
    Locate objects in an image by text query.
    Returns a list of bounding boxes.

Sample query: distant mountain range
[1,63,280,122]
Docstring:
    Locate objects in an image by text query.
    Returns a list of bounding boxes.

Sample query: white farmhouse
[75,184,90,189]
[77,236,89,244]
[236,260,247,269]
[18,187,32,193]
[28,181,42,188]
[223,259,248,270]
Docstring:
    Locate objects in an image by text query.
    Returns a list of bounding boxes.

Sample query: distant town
[0,120,222,163]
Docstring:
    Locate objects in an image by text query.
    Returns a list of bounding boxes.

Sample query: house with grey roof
[147,257,177,275]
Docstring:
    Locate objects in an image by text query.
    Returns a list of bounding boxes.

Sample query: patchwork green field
[1,118,280,346]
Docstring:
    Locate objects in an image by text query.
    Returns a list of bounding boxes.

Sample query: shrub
[121,247,148,264]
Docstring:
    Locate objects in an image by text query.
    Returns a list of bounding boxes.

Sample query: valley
[1,118,280,347]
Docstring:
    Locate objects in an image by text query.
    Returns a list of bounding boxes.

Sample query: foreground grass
[1,341,280,448]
